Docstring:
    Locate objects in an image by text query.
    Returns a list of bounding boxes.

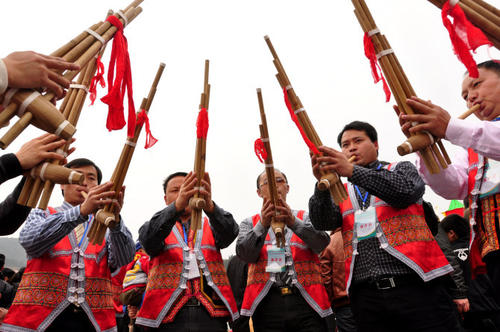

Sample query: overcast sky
[1,0,498,258]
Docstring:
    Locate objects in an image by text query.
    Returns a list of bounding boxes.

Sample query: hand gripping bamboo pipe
[189,60,210,233]
[264,36,348,205]
[0,0,143,149]
[87,63,165,245]
[428,0,500,50]
[352,0,451,174]
[256,89,286,248]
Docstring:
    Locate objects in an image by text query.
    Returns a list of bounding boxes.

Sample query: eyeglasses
[259,177,287,187]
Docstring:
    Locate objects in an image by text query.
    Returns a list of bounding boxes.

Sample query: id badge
[266,246,286,273]
[355,207,377,240]
[187,251,200,280]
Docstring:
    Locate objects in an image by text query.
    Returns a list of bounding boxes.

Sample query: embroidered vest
[339,165,452,289]
[467,149,500,258]
[136,217,238,328]
[2,207,115,332]
[240,211,332,318]
[111,265,127,317]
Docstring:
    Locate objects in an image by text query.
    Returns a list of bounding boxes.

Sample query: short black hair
[163,172,188,193]
[441,214,470,240]
[473,60,500,77]
[337,121,378,146]
[64,158,102,184]
[256,169,288,189]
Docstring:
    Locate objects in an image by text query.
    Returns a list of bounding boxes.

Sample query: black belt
[353,274,422,291]
[271,286,299,296]
[67,304,86,314]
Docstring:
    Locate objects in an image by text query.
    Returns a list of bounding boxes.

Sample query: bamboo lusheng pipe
[352,0,449,174]
[0,2,143,149]
[256,88,286,248]
[264,36,348,205]
[397,104,481,156]
[87,63,166,245]
[428,0,500,50]
[189,60,210,234]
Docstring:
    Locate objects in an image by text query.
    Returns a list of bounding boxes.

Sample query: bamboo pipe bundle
[428,0,500,50]
[352,0,450,174]
[256,89,285,248]
[264,36,348,205]
[189,60,211,233]
[397,104,480,155]
[87,63,165,245]
[0,0,144,149]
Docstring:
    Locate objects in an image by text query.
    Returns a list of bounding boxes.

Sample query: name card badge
[355,207,377,240]
[187,251,200,280]
[266,246,286,273]
[480,159,500,198]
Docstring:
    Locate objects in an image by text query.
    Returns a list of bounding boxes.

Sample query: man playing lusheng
[400,60,500,304]
[237,169,332,332]
[308,121,460,332]
[137,171,239,331]
[1,158,135,332]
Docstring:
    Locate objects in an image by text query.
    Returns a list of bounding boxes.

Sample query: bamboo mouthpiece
[397,132,434,156]
[458,104,481,120]
[189,197,206,210]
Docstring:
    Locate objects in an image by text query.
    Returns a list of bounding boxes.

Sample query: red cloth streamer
[282,87,320,155]
[254,138,268,163]
[136,109,158,149]
[88,55,106,105]
[100,15,136,137]
[363,32,391,102]
[441,0,492,78]
[196,107,209,139]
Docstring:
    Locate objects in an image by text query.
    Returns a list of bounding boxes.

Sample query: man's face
[60,165,99,206]
[164,176,185,206]
[257,170,289,202]
[462,68,500,121]
[340,129,378,166]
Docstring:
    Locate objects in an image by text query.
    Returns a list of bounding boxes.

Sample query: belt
[271,286,298,296]
[68,304,86,314]
[353,274,422,291]
[185,297,201,306]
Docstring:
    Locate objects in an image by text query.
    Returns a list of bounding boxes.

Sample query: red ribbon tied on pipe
[254,138,268,163]
[196,107,209,139]
[441,0,492,78]
[136,109,158,149]
[363,32,391,102]
[89,55,106,105]
[100,15,136,138]
[282,87,320,155]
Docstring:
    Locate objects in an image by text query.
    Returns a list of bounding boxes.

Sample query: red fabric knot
[282,87,319,154]
[363,32,391,102]
[441,0,492,78]
[101,14,136,137]
[254,138,268,163]
[89,55,106,105]
[136,109,158,149]
[196,107,209,139]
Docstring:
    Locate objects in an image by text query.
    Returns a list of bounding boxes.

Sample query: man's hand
[275,198,295,227]
[316,146,354,178]
[80,182,115,216]
[401,96,451,139]
[0,307,7,324]
[3,51,80,99]
[174,172,198,212]
[453,298,470,314]
[310,153,322,181]
[128,305,138,320]
[260,199,274,228]
[15,133,73,170]
[199,172,215,214]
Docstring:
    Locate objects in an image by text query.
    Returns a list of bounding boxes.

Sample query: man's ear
[257,188,263,198]
[163,195,168,205]
[374,141,379,156]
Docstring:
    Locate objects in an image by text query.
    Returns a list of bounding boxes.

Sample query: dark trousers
[252,288,326,332]
[350,279,462,332]
[143,305,228,332]
[335,305,358,332]
[46,305,96,331]
[485,253,500,306]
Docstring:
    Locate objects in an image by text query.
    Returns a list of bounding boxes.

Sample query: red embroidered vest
[111,265,127,316]
[240,211,332,318]
[339,167,452,289]
[467,149,500,258]
[136,217,238,328]
[2,207,115,332]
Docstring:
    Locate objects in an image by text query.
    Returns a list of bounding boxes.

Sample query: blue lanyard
[182,224,188,244]
[493,117,500,122]
[78,215,92,247]
[354,163,382,209]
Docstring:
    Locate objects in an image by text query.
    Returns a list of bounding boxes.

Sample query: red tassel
[363,32,391,102]
[100,15,136,137]
[88,55,106,105]
[136,109,158,149]
[441,0,492,78]
[282,87,320,155]
[254,138,268,163]
[196,107,209,139]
